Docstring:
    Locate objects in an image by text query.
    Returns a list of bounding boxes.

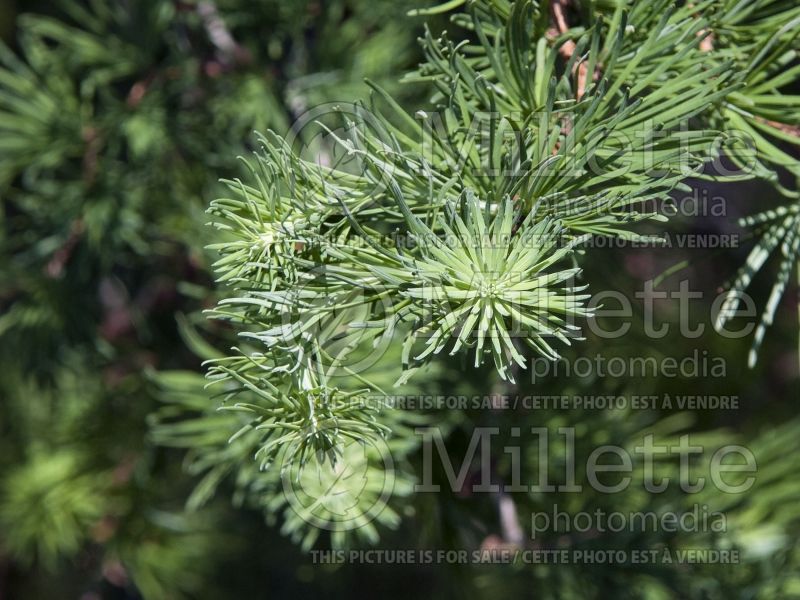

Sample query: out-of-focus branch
[197,1,251,67]
[45,219,85,279]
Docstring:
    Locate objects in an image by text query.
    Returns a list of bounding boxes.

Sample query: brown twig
[699,30,715,53]
[755,116,800,138]
[45,219,85,278]
[126,72,157,108]
[81,126,103,185]
[688,3,715,52]
[550,0,591,100]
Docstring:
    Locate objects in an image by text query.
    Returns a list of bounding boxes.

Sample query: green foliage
[149,355,436,551]
[0,0,429,595]
[582,0,800,365]
[1,0,800,598]
[402,196,589,377]
[190,0,747,555]
[0,450,110,569]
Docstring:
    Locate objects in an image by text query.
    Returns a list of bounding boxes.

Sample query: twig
[479,490,524,557]
[197,1,251,67]
[688,3,715,52]
[755,115,800,138]
[498,492,525,545]
[550,0,590,100]
[81,126,102,185]
[699,30,715,53]
[45,219,85,278]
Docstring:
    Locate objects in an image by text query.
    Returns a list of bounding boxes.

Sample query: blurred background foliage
[0,0,798,599]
